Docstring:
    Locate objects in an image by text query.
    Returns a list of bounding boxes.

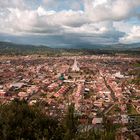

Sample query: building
[72,57,80,72]
[92,117,103,125]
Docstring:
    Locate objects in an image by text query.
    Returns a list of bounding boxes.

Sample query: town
[0,55,140,139]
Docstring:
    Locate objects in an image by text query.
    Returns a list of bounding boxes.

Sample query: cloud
[43,0,140,22]
[0,0,140,45]
[84,0,140,22]
[0,6,89,35]
[0,0,25,9]
[113,21,133,33]
[0,8,36,35]
[119,26,140,44]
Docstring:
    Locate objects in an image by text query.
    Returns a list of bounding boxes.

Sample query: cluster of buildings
[0,55,140,137]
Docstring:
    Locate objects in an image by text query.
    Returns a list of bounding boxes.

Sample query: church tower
[72,57,80,72]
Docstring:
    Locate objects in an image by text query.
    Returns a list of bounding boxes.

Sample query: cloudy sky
[0,0,140,47]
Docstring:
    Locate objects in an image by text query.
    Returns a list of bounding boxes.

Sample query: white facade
[72,57,80,72]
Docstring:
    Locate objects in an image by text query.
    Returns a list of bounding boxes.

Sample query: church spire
[72,57,80,72]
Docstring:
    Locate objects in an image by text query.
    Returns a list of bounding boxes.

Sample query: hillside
[0,41,140,56]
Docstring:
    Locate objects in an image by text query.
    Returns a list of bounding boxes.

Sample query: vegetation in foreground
[0,100,117,140]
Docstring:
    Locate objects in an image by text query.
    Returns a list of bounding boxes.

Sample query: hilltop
[0,41,140,56]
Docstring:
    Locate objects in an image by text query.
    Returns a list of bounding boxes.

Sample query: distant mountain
[74,43,140,50]
[0,41,59,56]
[0,41,140,55]
[0,41,50,50]
[102,43,140,50]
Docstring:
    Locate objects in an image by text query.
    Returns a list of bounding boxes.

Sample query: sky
[0,0,140,47]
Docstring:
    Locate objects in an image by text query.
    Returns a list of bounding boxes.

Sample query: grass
[134,63,140,67]
[107,104,121,115]
[127,104,138,115]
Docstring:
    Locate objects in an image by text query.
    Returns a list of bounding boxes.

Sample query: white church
[71,57,80,72]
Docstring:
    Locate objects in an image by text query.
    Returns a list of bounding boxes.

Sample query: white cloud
[43,0,140,22]
[0,6,89,35]
[119,26,140,44]
[37,6,47,16]
[0,0,140,45]
[64,21,115,35]
[84,0,140,22]
[113,21,133,33]
[0,0,25,9]
[93,0,108,8]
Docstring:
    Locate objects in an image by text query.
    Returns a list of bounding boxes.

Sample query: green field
[127,104,139,115]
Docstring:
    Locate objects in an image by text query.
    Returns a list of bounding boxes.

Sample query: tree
[0,100,117,140]
[102,116,116,140]
[0,100,60,140]
[63,103,78,140]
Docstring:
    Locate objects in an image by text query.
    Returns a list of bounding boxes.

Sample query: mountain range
[0,41,140,55]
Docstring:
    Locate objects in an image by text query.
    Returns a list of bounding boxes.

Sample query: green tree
[102,116,116,140]
[63,103,78,140]
[0,100,59,140]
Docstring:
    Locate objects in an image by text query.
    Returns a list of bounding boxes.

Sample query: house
[0,90,6,97]
[121,115,128,124]
[114,72,124,79]
[92,117,103,125]
[94,100,103,107]
[0,85,3,89]
[10,82,26,89]
[18,92,28,99]
[29,100,37,106]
